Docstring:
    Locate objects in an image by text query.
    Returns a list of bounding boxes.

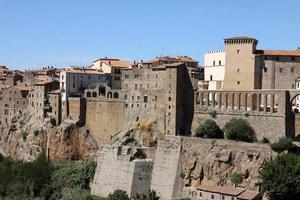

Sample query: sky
[0,0,300,69]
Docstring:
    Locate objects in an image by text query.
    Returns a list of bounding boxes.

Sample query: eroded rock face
[180,137,276,190]
[0,110,98,161]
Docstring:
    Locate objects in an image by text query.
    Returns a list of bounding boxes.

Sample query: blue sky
[0,0,299,69]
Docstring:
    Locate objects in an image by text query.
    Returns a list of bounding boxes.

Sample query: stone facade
[193,90,292,142]
[91,145,153,198]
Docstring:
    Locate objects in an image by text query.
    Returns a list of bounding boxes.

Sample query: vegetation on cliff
[195,119,224,138]
[0,153,96,199]
[258,153,300,200]
[223,118,256,142]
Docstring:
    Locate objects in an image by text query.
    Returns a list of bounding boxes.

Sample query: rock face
[151,136,276,199]
[0,110,98,161]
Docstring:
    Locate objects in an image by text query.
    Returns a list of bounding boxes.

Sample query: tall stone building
[204,36,300,90]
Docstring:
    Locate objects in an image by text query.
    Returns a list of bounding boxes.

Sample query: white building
[204,50,226,90]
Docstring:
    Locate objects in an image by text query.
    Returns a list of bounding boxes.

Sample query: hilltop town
[1,36,300,200]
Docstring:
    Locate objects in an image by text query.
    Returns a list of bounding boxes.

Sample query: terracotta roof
[144,56,197,64]
[64,68,104,75]
[196,185,245,196]
[262,49,300,56]
[101,60,132,68]
[16,86,32,91]
[237,190,261,200]
[0,84,12,90]
[152,62,184,69]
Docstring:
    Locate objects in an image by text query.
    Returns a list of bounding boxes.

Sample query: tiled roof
[64,68,104,75]
[93,58,132,68]
[262,49,300,56]
[152,62,184,69]
[196,185,245,196]
[237,190,261,200]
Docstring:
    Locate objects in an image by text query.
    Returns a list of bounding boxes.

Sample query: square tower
[222,36,261,90]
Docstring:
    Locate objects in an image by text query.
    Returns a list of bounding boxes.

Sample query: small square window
[237,49,240,54]
[279,68,283,73]
[237,81,240,85]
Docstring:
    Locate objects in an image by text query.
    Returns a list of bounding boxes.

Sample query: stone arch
[92,92,97,98]
[99,85,106,96]
[113,92,119,99]
[107,92,112,98]
[86,92,91,97]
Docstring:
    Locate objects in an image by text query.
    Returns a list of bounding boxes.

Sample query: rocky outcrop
[180,137,276,190]
[0,110,98,161]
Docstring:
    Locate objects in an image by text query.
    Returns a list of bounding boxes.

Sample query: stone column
[244,93,248,111]
[218,93,222,108]
[212,93,216,107]
[225,93,228,109]
[257,93,261,112]
[237,93,241,110]
[249,93,253,111]
[270,94,275,113]
[264,94,268,112]
[206,92,210,107]
[199,92,203,107]
[231,93,234,110]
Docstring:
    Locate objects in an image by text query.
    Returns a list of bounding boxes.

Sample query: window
[291,56,296,61]
[135,84,138,90]
[155,96,158,101]
[210,75,213,81]
[276,57,280,61]
[199,192,202,197]
[134,74,139,79]
[213,60,216,66]
[219,60,221,65]
[279,68,283,73]
[237,68,240,72]
[264,67,267,72]
[114,76,120,81]
[237,49,240,54]
[292,84,295,89]
[125,74,129,79]
[124,95,128,100]
[155,83,158,88]
[156,74,158,78]
[291,68,294,73]
[211,194,215,199]
[237,81,240,85]
[132,96,134,100]
[88,76,91,79]
[169,83,172,89]
[62,75,64,80]
[144,95,148,103]
[222,195,225,200]
[168,97,171,101]
[73,83,75,88]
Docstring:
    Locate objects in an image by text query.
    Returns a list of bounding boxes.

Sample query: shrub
[270,137,297,153]
[258,153,300,200]
[195,119,223,138]
[61,186,91,200]
[261,137,270,144]
[134,190,159,200]
[230,172,243,187]
[108,189,130,200]
[223,118,256,142]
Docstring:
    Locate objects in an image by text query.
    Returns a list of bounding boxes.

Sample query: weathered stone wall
[150,136,183,200]
[192,109,286,142]
[150,136,275,200]
[91,146,153,198]
[85,100,124,144]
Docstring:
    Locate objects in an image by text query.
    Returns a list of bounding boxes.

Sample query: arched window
[113,92,119,99]
[86,92,91,97]
[99,86,106,96]
[107,92,112,98]
[4,109,8,115]
[92,92,97,98]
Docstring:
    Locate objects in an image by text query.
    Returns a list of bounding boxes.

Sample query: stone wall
[192,108,286,142]
[91,146,153,198]
[85,99,124,144]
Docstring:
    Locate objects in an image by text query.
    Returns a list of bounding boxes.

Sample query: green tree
[223,118,256,142]
[258,153,300,200]
[195,119,223,138]
[108,189,130,200]
[270,137,297,153]
[134,190,159,200]
[230,172,243,187]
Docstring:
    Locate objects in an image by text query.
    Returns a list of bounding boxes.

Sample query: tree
[230,172,243,187]
[134,190,159,200]
[108,189,130,200]
[258,153,300,200]
[195,119,223,138]
[223,118,256,142]
[270,137,297,153]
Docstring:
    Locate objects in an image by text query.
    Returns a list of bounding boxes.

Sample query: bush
[270,138,297,153]
[258,153,300,200]
[230,172,243,187]
[108,189,130,200]
[134,190,159,200]
[261,137,270,144]
[195,119,223,138]
[223,118,256,142]
[61,186,91,200]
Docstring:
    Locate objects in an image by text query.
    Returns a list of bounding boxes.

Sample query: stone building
[60,67,108,119]
[84,83,125,144]
[204,36,300,91]
[0,86,30,128]
[121,60,194,136]
[89,57,132,89]
[203,50,225,90]
[28,79,60,123]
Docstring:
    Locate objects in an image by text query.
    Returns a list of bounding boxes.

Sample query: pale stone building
[60,67,108,119]
[204,50,225,90]
[89,57,132,89]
